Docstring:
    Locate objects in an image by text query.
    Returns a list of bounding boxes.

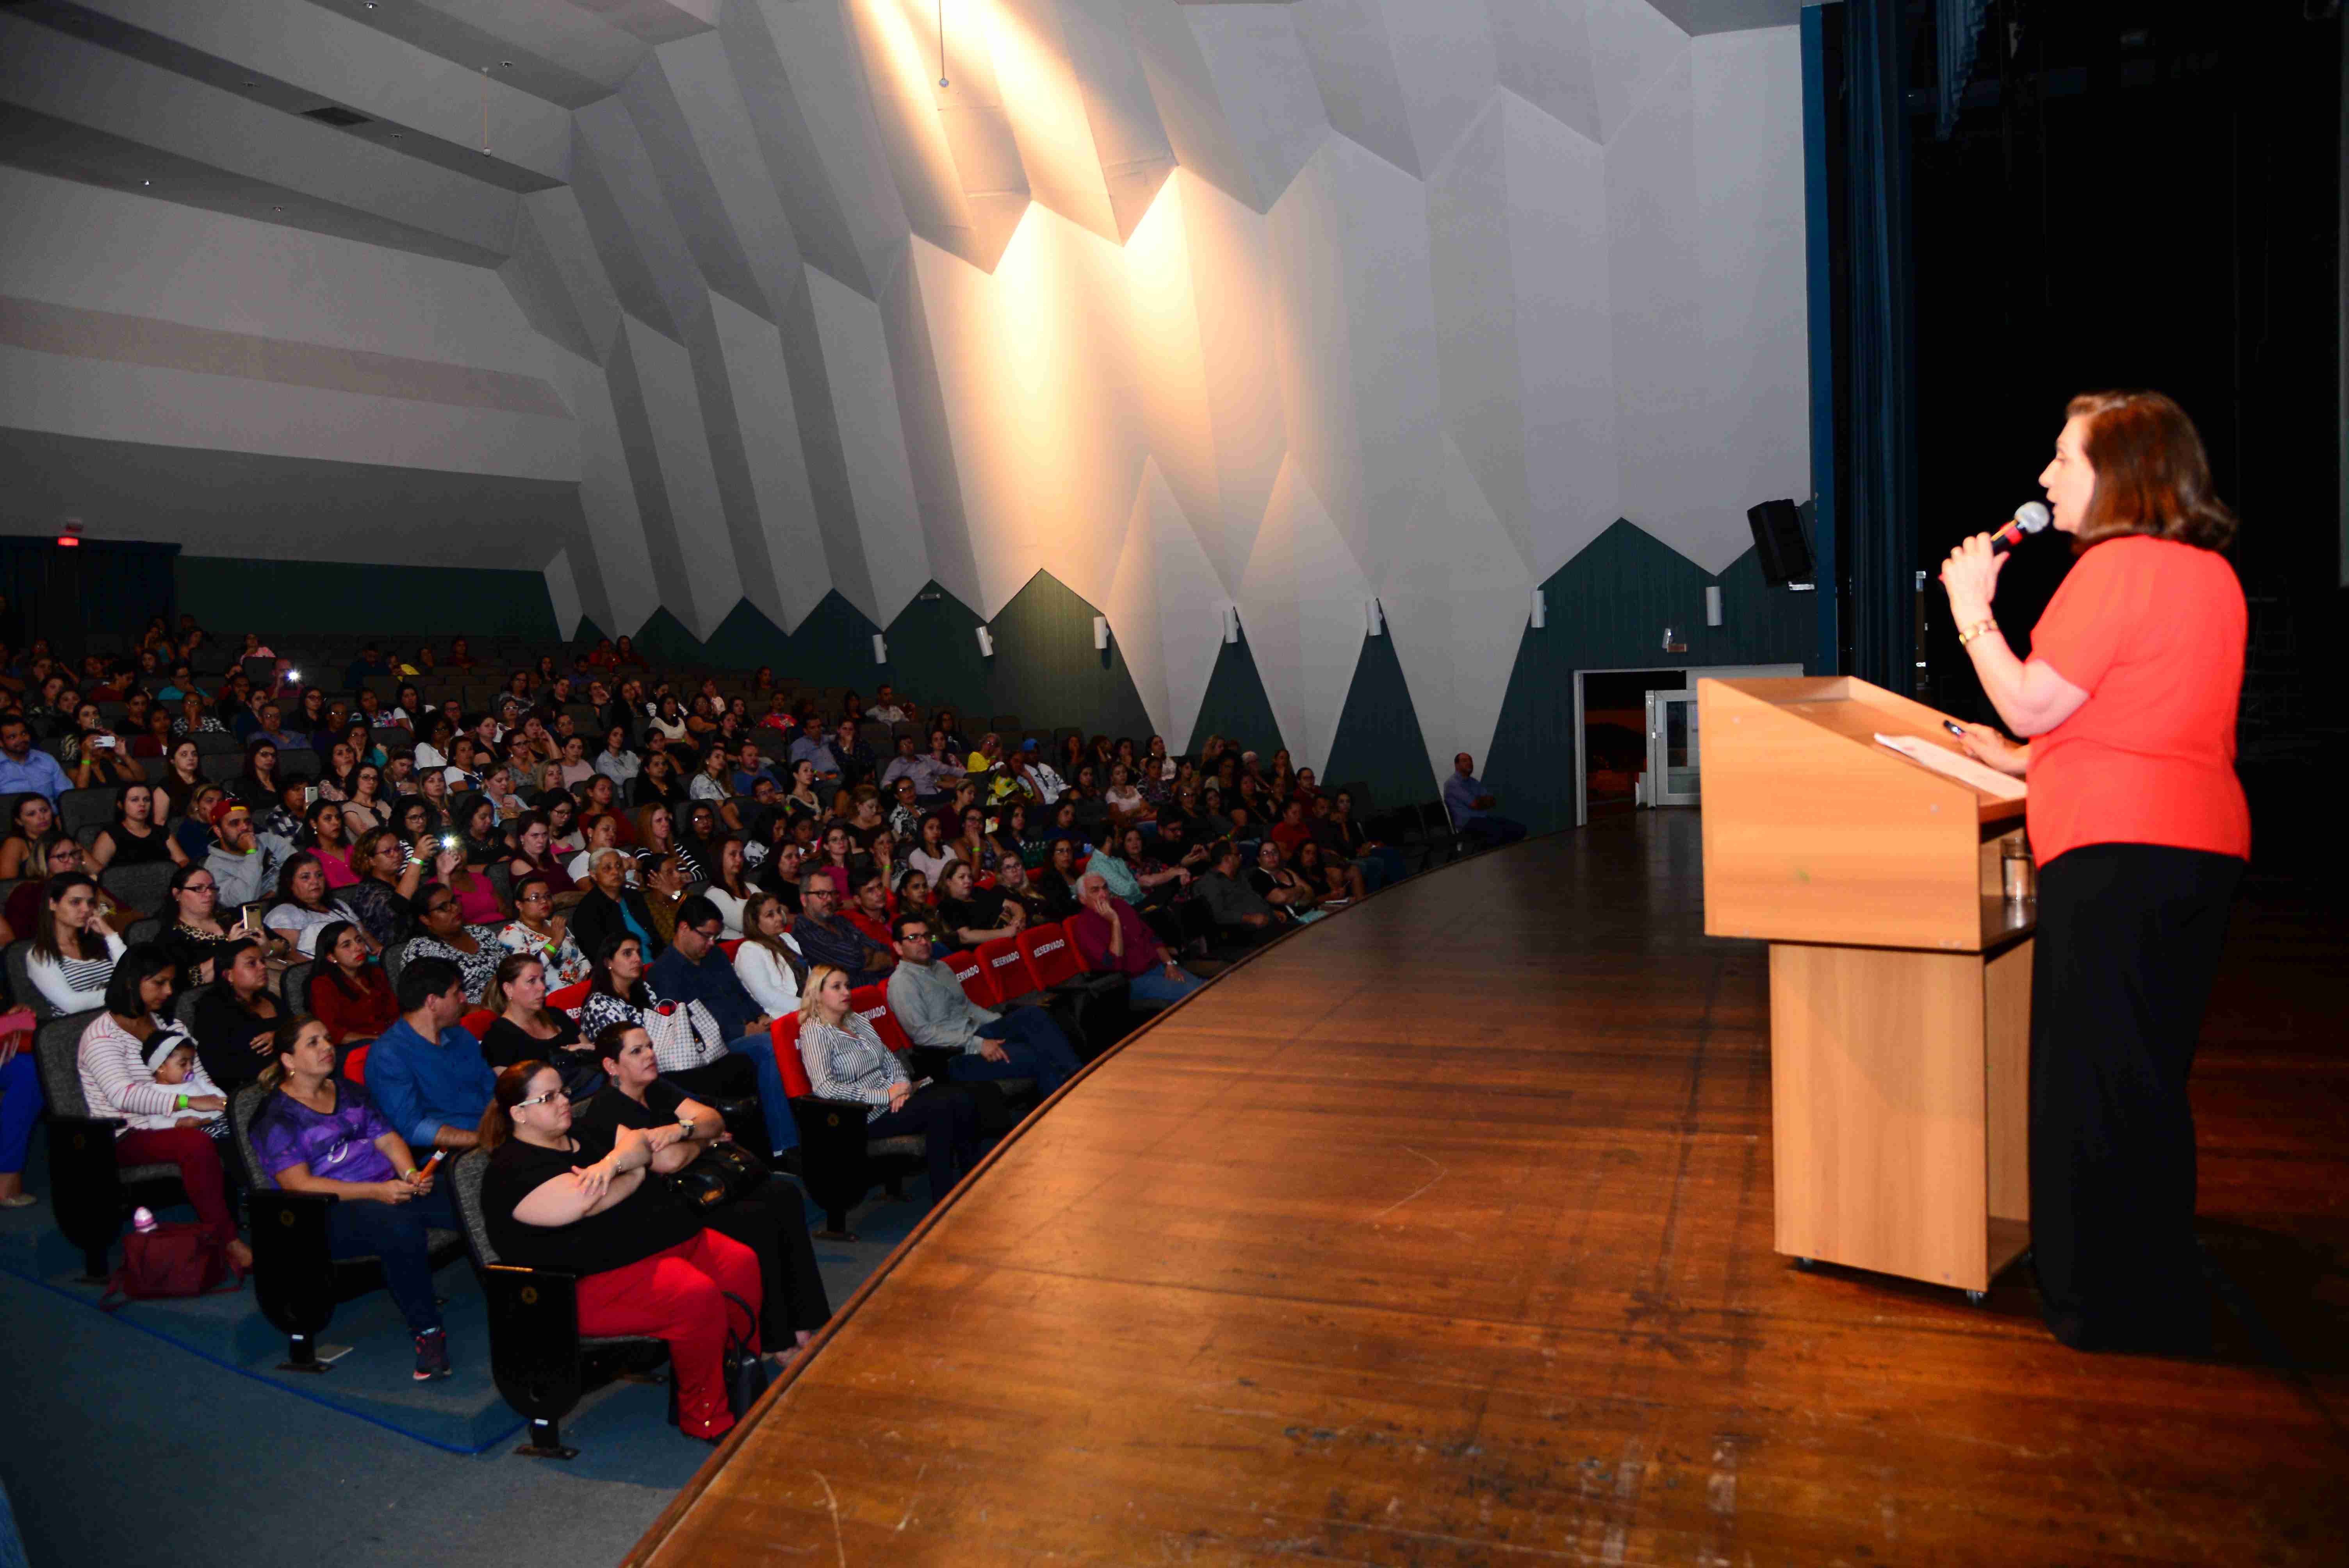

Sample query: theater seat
[545,980,590,1013]
[460,1009,494,1041]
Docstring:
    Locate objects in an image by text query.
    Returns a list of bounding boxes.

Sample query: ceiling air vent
[301,106,370,128]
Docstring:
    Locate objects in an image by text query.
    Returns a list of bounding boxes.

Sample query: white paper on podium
[1873,734,2028,801]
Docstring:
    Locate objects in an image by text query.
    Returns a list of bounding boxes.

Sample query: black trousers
[705,1175,834,1343]
[2030,842,2241,1352]
[864,1083,980,1204]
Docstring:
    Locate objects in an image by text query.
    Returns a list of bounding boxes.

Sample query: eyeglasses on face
[514,1086,571,1109]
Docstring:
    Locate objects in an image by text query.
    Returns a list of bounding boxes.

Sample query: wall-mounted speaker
[1092,615,1110,651]
[1746,499,1814,587]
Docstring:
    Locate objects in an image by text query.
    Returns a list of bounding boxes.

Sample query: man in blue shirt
[647,896,797,1155]
[788,729,842,785]
[1442,752,1527,850]
[0,718,70,803]
[367,957,496,1152]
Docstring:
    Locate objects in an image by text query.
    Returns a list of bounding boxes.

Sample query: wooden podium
[1697,676,2033,1297]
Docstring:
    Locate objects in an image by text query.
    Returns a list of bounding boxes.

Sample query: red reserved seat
[546,980,590,1012]
[974,936,1037,1007]
[344,1044,370,1085]
[460,1008,494,1041]
[941,947,989,1008]
[1017,920,1084,989]
[847,984,913,1054]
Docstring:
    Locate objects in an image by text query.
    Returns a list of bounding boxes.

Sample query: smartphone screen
[304,786,319,805]
[240,903,267,932]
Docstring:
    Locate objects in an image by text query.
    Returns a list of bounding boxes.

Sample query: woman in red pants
[76,943,254,1273]
[477,1060,762,1440]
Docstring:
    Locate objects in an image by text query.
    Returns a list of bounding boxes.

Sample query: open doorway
[1570,663,1805,827]
[1582,669,1685,817]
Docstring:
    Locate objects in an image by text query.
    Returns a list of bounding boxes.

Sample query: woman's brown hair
[2066,390,2238,551]
[477,1059,552,1152]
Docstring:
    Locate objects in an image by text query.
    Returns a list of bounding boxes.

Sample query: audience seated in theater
[1249,840,1325,924]
[341,827,431,953]
[204,798,297,910]
[841,867,900,957]
[262,852,345,957]
[479,953,597,1094]
[157,862,238,992]
[367,957,494,1156]
[1326,789,1406,889]
[640,853,688,950]
[193,939,285,1093]
[790,870,893,987]
[575,1022,831,1357]
[28,872,127,1018]
[62,702,141,788]
[308,921,399,1043]
[78,946,252,1271]
[0,792,56,881]
[1192,840,1280,942]
[1443,752,1528,848]
[0,719,70,808]
[302,798,361,890]
[399,883,503,1003]
[888,912,1079,1101]
[7,838,135,939]
[732,893,806,1020]
[478,1058,761,1441]
[497,874,590,988]
[251,1014,455,1380]
[576,933,759,1112]
[1070,874,1203,1006]
[797,964,978,1208]
[1093,825,1192,913]
[933,860,1026,950]
[646,897,796,1157]
[704,837,757,939]
[570,846,663,964]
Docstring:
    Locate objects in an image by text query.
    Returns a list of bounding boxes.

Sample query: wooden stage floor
[629,813,2349,1566]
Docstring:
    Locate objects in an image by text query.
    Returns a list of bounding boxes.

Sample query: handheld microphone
[1990,501,2051,554]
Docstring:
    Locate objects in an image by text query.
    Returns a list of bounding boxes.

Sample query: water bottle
[131,1206,158,1234]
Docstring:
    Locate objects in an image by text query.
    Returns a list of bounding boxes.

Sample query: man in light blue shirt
[0,718,70,803]
[1442,752,1526,849]
[789,730,841,784]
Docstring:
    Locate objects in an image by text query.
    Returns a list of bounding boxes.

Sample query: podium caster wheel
[1965,1290,1987,1306]
[1793,1257,1815,1271]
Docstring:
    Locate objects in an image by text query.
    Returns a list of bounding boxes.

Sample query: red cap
[209,799,249,828]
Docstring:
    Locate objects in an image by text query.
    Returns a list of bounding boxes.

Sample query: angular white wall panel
[806,266,929,624]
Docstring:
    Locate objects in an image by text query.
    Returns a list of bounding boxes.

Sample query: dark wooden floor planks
[629,812,2349,1566]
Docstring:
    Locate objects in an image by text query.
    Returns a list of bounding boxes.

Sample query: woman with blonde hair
[795,964,977,1206]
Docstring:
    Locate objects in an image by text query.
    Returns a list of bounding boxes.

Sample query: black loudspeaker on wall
[1745,499,1814,588]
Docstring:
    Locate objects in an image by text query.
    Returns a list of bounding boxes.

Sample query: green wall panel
[176,555,558,639]
[1188,627,1283,759]
[979,571,1155,745]
[1482,521,1817,836]
[1322,630,1439,814]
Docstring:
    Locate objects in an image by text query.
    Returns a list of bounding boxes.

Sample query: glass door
[1645,690,1700,806]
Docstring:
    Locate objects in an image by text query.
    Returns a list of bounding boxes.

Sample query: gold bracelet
[1957,618,1999,648]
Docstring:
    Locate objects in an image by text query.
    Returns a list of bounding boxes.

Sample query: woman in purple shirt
[248,1014,458,1381]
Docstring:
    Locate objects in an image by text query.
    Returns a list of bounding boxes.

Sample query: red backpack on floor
[100,1221,244,1309]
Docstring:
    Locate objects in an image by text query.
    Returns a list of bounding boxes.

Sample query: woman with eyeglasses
[576,1022,830,1360]
[399,884,502,1004]
[477,1059,762,1441]
[577,931,757,1108]
[497,874,590,988]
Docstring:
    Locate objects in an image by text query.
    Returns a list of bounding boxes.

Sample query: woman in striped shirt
[27,873,125,1017]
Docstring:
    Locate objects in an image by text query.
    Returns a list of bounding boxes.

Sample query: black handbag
[720,1289,769,1418]
[664,1139,768,1210]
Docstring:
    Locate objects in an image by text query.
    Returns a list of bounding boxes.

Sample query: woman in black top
[232,740,283,810]
[479,952,597,1094]
[573,1023,829,1354]
[476,1059,763,1441]
[192,937,283,1092]
[159,861,240,992]
[89,780,185,872]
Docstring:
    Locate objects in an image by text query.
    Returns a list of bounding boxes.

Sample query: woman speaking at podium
[1938,390,2248,1354]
